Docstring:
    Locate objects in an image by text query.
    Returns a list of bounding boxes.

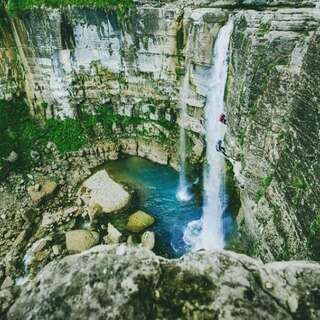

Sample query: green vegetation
[255,175,273,202]
[7,0,133,16]
[0,99,177,173]
[257,21,271,37]
[237,128,246,147]
[308,215,320,260]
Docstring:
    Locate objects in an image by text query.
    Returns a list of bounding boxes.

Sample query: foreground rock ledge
[7,245,320,320]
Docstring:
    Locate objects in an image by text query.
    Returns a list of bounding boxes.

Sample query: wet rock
[27,181,57,203]
[126,211,155,233]
[141,231,155,250]
[104,223,122,245]
[81,170,130,213]
[65,230,99,253]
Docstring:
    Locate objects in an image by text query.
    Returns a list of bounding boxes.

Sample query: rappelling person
[216,140,227,156]
[219,113,226,125]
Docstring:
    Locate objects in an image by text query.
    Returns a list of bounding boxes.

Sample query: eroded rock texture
[225,8,320,261]
[6,245,320,320]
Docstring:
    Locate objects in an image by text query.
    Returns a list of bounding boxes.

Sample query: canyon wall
[0,0,319,261]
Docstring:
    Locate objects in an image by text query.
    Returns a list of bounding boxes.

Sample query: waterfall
[176,64,193,202]
[184,18,234,251]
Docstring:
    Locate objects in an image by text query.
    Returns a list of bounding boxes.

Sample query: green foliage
[292,176,307,190]
[255,175,273,202]
[257,21,271,37]
[308,215,320,260]
[7,0,133,16]
[237,128,246,147]
[0,99,45,169]
[45,118,88,152]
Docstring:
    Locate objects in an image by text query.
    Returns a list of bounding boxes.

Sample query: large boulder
[126,211,155,233]
[65,230,99,253]
[7,245,320,320]
[80,170,130,214]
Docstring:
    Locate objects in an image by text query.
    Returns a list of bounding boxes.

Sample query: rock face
[6,245,320,320]
[126,211,155,232]
[225,7,320,261]
[81,170,130,213]
[65,230,99,253]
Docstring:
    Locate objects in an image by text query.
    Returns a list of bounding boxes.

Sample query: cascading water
[184,18,234,251]
[176,65,193,202]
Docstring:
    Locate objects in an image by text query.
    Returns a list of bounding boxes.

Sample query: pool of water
[103,156,238,258]
[104,156,202,258]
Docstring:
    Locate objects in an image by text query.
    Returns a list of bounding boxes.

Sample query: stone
[7,246,320,320]
[27,181,57,203]
[5,151,18,163]
[126,211,155,233]
[87,202,103,222]
[81,170,129,213]
[12,230,27,247]
[1,277,14,290]
[141,231,155,250]
[65,230,99,253]
[32,238,48,254]
[104,223,122,245]
[52,245,60,256]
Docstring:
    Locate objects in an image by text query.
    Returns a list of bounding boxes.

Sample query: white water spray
[184,18,234,250]
[176,65,193,202]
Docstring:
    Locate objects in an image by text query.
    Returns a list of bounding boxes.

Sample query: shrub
[7,0,134,16]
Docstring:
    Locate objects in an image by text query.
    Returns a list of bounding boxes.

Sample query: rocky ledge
[2,245,320,320]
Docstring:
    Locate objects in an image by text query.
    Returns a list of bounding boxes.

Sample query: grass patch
[255,175,273,202]
[7,0,134,16]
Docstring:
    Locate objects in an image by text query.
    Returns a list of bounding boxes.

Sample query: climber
[219,113,226,125]
[216,140,226,156]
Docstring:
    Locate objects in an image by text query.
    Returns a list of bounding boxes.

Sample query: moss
[255,175,273,202]
[256,21,271,38]
[237,128,246,147]
[7,0,134,16]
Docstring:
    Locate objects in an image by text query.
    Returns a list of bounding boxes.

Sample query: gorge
[0,0,320,319]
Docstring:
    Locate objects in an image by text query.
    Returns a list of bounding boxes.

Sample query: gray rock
[141,231,155,250]
[6,246,320,320]
[4,151,18,163]
[65,230,99,253]
[104,223,122,244]
[81,170,130,214]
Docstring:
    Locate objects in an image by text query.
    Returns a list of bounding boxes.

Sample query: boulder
[65,230,99,253]
[5,151,18,163]
[27,181,57,203]
[126,211,155,233]
[81,170,129,213]
[7,246,320,320]
[103,223,122,244]
[141,231,155,250]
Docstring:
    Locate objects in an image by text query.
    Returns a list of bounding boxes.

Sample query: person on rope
[216,140,227,156]
[219,113,226,125]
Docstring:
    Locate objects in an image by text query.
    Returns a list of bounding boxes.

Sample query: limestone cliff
[225,7,320,261]
[0,0,319,261]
